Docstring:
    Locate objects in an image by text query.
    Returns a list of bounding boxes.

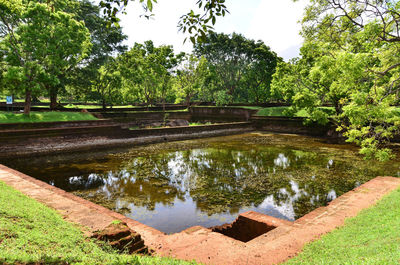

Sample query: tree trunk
[32,95,40,103]
[24,89,32,115]
[147,96,152,111]
[162,97,166,112]
[186,95,191,109]
[50,87,58,110]
[102,98,106,110]
[334,100,342,115]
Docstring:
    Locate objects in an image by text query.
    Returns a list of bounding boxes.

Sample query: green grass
[0,181,196,265]
[285,188,400,265]
[255,106,292,116]
[0,111,98,123]
[64,104,103,109]
[189,122,212,126]
[229,106,263,110]
[255,106,335,117]
[191,105,334,117]
[64,104,141,109]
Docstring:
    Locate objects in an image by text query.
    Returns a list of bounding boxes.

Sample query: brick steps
[91,221,148,254]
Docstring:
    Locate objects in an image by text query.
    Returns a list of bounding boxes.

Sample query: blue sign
[6,96,12,105]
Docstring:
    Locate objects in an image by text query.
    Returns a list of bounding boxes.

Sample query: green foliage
[118,41,184,108]
[285,188,400,264]
[272,0,400,161]
[253,106,334,117]
[91,58,123,109]
[174,55,211,107]
[189,122,212,126]
[67,0,127,104]
[195,32,280,104]
[0,180,196,264]
[214,90,232,106]
[178,0,229,44]
[0,111,97,123]
[99,0,228,44]
[0,0,91,113]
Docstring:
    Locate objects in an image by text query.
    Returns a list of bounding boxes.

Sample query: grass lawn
[285,188,400,264]
[231,106,263,110]
[189,122,212,126]
[255,106,293,116]
[64,104,141,109]
[197,105,335,117]
[0,181,195,265]
[64,104,104,109]
[0,111,98,123]
[255,106,335,117]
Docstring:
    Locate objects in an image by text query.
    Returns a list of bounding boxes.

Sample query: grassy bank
[0,181,194,264]
[218,105,336,117]
[285,188,400,264]
[64,104,140,109]
[0,111,97,123]
[254,106,335,117]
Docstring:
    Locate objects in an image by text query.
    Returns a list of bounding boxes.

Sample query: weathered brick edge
[0,165,165,246]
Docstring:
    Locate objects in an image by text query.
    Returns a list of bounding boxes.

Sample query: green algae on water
[3,133,400,234]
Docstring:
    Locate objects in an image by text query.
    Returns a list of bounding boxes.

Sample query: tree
[91,58,122,109]
[99,0,228,43]
[194,32,280,104]
[175,55,210,108]
[0,0,91,114]
[67,0,127,105]
[119,41,183,110]
[242,43,282,104]
[272,0,400,160]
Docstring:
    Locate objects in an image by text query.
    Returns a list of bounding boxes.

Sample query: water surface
[3,133,400,233]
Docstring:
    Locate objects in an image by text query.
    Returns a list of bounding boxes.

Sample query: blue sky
[118,0,309,61]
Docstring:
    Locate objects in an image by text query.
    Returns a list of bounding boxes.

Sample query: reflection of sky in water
[5,134,400,234]
[62,149,378,233]
[274,153,290,169]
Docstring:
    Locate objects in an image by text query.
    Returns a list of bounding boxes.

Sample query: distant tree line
[0,0,281,114]
[3,0,400,161]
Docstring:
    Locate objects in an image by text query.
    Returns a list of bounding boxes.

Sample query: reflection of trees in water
[37,143,383,219]
[75,153,186,211]
[42,172,106,192]
[171,148,359,217]
[4,134,398,222]
[73,147,374,218]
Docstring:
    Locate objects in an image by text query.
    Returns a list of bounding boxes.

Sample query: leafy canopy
[99,0,229,43]
[0,0,91,113]
[195,32,280,104]
[272,0,400,160]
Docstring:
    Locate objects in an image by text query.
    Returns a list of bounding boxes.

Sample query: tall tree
[194,32,280,103]
[91,58,122,109]
[175,55,210,108]
[0,0,91,114]
[119,41,183,110]
[272,0,400,160]
[67,0,127,105]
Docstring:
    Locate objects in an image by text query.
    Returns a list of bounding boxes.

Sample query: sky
[118,0,309,61]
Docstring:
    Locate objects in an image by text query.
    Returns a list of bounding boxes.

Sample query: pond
[3,133,400,234]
